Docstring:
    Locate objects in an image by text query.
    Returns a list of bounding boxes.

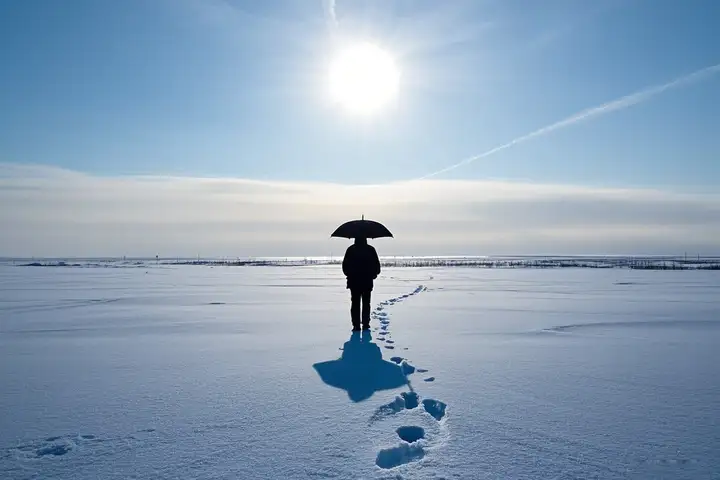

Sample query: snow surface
[1,265,719,479]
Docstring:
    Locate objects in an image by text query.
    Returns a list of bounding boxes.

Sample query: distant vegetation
[10,256,719,270]
[168,256,720,270]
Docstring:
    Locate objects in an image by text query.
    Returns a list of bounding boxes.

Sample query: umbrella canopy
[331,216,393,239]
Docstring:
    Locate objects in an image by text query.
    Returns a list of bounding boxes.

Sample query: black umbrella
[331,215,393,239]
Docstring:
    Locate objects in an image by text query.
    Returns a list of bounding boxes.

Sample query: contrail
[323,0,338,31]
[417,62,720,180]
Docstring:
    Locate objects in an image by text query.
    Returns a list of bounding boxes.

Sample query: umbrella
[331,215,393,239]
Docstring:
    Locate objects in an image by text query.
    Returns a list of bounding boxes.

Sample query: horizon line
[2,254,717,260]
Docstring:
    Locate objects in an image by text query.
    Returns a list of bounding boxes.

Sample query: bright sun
[329,42,400,115]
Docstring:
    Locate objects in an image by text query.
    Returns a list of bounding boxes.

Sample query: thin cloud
[418,62,720,180]
[1,164,719,257]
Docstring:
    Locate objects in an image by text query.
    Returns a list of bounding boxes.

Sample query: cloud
[419,62,720,179]
[1,163,719,257]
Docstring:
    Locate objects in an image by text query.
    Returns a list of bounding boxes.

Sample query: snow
[1,264,719,479]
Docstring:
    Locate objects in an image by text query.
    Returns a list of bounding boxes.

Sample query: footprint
[14,433,95,459]
[400,361,415,375]
[400,392,419,409]
[370,391,419,424]
[422,399,447,421]
[396,426,425,443]
[385,339,394,344]
[376,443,425,469]
[9,428,157,463]
[423,377,435,382]
[384,345,395,350]
[36,444,72,457]
[416,368,428,373]
[15,437,76,459]
[370,396,407,423]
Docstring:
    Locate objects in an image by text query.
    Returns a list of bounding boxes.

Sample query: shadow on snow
[313,331,409,402]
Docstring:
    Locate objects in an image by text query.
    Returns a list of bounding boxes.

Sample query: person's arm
[342,247,351,276]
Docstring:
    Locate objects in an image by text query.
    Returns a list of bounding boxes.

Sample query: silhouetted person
[342,237,381,331]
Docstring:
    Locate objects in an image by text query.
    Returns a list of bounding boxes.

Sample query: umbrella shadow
[313,331,409,402]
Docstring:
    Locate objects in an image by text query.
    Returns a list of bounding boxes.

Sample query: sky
[1,0,719,257]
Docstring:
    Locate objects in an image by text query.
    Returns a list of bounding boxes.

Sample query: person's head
[355,237,367,245]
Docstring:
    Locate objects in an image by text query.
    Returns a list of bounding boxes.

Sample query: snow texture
[1,264,719,479]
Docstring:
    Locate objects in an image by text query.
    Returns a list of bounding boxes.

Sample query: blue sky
[2,0,718,186]
[1,0,719,257]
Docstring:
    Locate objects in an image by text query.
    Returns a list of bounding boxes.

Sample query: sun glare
[328,42,400,115]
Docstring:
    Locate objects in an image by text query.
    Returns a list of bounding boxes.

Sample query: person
[342,237,381,331]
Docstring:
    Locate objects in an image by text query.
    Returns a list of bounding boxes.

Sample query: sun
[328,42,400,115]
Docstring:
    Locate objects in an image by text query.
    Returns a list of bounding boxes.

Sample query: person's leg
[350,289,361,330]
[361,289,372,328]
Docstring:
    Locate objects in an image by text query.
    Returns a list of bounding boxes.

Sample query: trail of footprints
[368,285,449,471]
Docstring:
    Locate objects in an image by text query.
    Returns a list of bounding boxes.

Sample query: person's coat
[342,243,381,291]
